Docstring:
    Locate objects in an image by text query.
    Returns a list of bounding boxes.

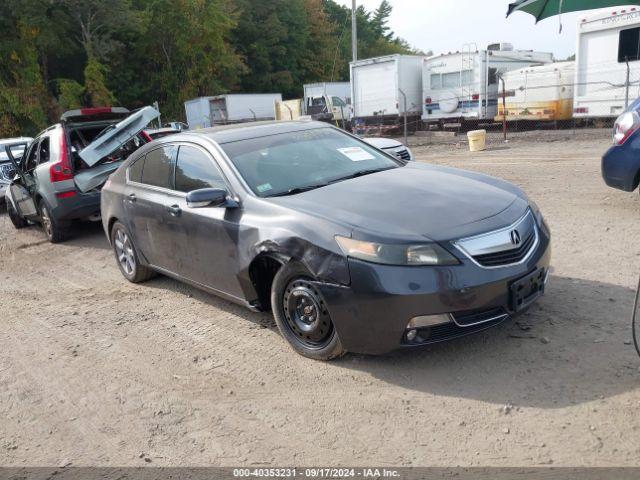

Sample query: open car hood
[79,106,159,167]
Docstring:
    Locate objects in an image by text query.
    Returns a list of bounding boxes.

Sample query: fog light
[407,314,451,329]
[406,329,418,342]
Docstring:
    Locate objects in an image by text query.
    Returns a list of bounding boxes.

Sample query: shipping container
[184,94,282,128]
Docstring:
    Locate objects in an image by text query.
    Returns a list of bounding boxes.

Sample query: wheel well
[634,169,640,191]
[107,217,119,240]
[249,255,284,311]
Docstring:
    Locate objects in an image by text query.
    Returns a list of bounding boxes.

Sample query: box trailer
[350,54,424,133]
[496,61,575,122]
[422,43,553,126]
[574,8,640,119]
[303,82,351,123]
[184,93,282,128]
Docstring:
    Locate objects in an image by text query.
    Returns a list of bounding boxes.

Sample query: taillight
[50,132,74,183]
[472,93,480,101]
[425,97,432,104]
[613,111,640,145]
[574,107,589,114]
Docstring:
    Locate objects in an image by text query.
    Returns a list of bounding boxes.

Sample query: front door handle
[127,193,137,203]
[166,204,181,217]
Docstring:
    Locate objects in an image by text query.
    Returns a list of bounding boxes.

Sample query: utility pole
[351,0,357,62]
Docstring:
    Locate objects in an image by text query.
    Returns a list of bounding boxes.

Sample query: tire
[39,199,67,243]
[271,262,345,361]
[7,201,28,229]
[110,221,155,283]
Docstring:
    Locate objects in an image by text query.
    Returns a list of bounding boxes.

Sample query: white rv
[574,8,640,118]
[497,61,575,122]
[422,43,554,126]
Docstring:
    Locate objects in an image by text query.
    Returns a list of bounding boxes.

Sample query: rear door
[125,144,177,271]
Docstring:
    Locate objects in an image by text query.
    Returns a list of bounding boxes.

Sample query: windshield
[220,127,400,197]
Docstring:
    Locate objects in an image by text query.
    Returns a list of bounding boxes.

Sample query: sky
[335,0,620,60]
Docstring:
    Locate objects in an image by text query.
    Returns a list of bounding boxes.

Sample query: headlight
[335,236,459,266]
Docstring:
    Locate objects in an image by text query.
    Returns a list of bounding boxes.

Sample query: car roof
[190,120,329,144]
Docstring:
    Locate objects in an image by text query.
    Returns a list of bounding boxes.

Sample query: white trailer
[303,82,350,123]
[350,54,424,133]
[497,61,575,122]
[422,43,553,126]
[184,94,282,128]
[574,8,640,118]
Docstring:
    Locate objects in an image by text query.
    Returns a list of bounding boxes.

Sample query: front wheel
[271,262,345,361]
[7,201,28,229]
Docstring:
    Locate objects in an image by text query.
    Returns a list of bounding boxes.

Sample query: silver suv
[5,106,158,242]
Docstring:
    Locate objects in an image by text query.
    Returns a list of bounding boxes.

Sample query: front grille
[394,148,411,161]
[0,162,15,181]
[403,309,508,346]
[473,229,536,267]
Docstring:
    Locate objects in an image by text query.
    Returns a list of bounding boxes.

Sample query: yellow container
[467,129,486,152]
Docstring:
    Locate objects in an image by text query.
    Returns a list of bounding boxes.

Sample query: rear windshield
[220,127,399,197]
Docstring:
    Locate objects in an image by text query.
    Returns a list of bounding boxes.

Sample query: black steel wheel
[271,262,345,360]
[283,279,334,349]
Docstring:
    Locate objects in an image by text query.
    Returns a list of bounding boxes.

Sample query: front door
[6,140,38,219]
[169,144,243,298]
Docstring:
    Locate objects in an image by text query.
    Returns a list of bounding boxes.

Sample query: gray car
[101,121,551,360]
[5,107,158,242]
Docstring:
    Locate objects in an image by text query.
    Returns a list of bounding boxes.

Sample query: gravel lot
[1,128,639,467]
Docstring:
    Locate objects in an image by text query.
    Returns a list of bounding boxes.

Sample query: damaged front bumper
[314,230,551,355]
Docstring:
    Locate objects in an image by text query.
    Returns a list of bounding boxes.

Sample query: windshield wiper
[328,166,395,184]
[267,183,329,197]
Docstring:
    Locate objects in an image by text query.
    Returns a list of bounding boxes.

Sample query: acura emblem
[510,229,521,245]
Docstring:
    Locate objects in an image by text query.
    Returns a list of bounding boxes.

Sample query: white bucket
[467,129,487,152]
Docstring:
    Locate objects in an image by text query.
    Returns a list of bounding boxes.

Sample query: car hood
[362,137,403,149]
[268,163,529,242]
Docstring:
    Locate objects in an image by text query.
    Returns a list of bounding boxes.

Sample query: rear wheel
[39,200,67,243]
[7,201,28,229]
[110,221,155,283]
[271,262,345,361]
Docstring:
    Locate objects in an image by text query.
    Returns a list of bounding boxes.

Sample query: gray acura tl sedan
[101,121,550,360]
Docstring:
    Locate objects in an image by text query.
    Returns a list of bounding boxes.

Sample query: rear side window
[141,146,174,189]
[128,156,145,182]
[37,137,50,164]
[619,27,640,62]
[174,145,226,193]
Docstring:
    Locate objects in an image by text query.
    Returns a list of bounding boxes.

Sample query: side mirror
[186,188,228,208]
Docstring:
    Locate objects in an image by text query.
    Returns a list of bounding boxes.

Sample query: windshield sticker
[337,147,375,162]
[257,183,273,193]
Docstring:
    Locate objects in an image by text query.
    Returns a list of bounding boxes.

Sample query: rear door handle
[127,193,137,203]
[166,204,181,217]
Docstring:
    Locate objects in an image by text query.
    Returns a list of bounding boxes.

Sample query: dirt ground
[1,128,639,467]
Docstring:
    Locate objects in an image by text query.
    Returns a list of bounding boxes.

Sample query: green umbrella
[507,0,640,22]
